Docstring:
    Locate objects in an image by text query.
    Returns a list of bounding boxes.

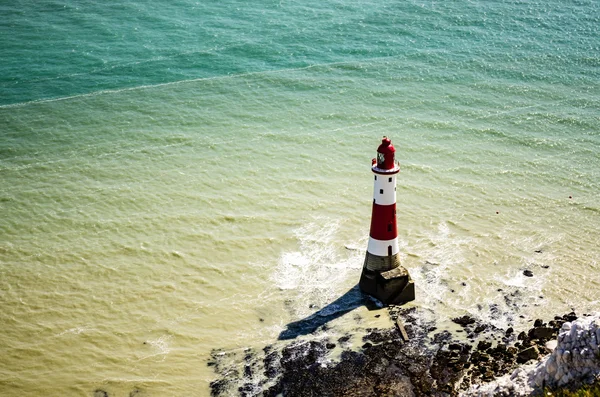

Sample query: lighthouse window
[374,175,377,180]
[388,177,392,182]
[377,152,385,166]
[379,189,383,194]
[387,224,392,232]
[388,246,392,256]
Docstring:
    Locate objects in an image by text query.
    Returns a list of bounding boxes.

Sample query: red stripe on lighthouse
[369,203,397,241]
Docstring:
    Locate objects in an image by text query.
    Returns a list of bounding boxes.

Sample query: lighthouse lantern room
[359,137,415,305]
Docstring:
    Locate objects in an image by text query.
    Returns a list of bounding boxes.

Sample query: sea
[1,0,599,395]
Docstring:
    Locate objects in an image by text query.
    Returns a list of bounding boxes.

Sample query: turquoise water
[1,0,599,395]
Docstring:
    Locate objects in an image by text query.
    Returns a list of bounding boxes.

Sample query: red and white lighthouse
[359,137,415,304]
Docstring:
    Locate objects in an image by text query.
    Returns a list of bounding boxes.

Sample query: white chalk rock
[556,348,563,363]
[546,357,557,376]
[534,373,544,387]
[510,369,520,380]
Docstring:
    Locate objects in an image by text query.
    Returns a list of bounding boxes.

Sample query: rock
[530,327,555,340]
[477,341,492,351]
[452,315,476,326]
[449,343,462,351]
[546,356,557,376]
[516,346,539,363]
[523,270,534,277]
[364,328,401,344]
[546,340,558,351]
[482,369,495,381]
[470,351,482,363]
[213,309,600,397]
[570,326,578,339]
[564,312,578,322]
[210,379,232,396]
[338,335,351,344]
[264,350,281,379]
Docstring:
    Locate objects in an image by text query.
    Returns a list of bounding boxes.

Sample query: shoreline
[209,306,599,396]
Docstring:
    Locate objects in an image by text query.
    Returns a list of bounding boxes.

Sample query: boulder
[477,340,492,351]
[530,327,555,340]
[516,346,539,363]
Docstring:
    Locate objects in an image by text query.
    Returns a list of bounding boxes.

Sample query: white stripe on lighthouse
[367,236,400,257]
[372,174,397,205]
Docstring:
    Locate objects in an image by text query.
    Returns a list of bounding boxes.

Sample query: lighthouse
[359,137,415,305]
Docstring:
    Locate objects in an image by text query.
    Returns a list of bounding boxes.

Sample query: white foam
[500,272,528,288]
[410,221,472,304]
[56,327,89,337]
[271,219,364,318]
[0,55,418,109]
[135,334,172,362]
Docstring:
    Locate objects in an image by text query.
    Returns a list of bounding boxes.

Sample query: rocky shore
[464,313,600,396]
[208,307,600,396]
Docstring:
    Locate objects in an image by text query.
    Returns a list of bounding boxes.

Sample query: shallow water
[1,0,599,395]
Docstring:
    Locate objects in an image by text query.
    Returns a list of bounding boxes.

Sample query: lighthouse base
[359,266,415,305]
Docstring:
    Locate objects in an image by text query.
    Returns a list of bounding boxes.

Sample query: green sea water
[1,0,599,395]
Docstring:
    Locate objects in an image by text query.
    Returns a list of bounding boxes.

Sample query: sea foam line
[0,52,450,109]
[2,46,229,86]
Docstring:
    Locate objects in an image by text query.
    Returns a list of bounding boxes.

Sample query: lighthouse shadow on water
[278,284,381,340]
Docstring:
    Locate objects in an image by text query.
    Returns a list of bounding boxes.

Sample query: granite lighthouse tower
[359,137,415,305]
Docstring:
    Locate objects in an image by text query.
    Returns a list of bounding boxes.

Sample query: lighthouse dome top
[373,136,400,174]
[377,137,395,154]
